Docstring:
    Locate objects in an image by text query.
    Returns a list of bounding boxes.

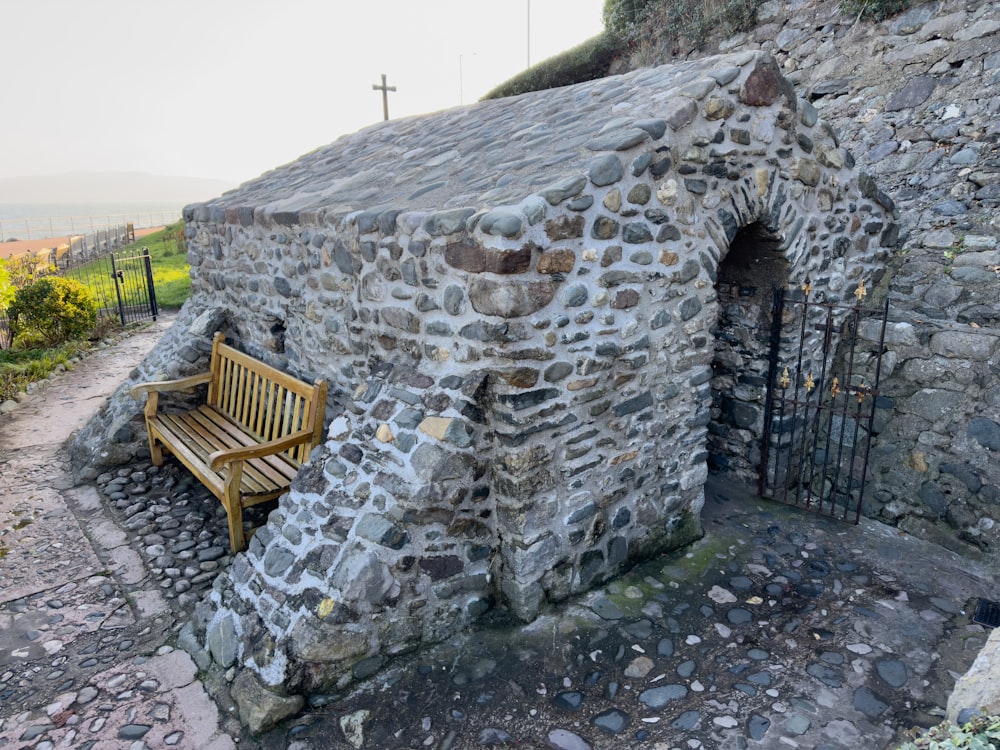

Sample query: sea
[0,201,187,242]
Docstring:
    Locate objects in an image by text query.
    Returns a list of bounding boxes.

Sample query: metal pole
[110,254,127,326]
[144,251,158,320]
[527,0,531,68]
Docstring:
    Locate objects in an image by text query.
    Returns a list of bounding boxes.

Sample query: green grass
[132,221,191,308]
[64,220,191,311]
[0,339,92,401]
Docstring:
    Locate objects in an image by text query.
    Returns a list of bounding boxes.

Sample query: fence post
[143,252,158,320]
[109,254,127,326]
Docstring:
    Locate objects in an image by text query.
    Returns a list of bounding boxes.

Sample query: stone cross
[372,74,396,121]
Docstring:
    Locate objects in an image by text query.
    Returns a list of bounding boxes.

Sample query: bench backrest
[207,332,327,465]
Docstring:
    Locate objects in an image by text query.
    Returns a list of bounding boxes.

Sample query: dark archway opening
[708,222,790,485]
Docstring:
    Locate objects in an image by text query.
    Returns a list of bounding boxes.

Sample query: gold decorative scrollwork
[780,367,791,389]
[831,377,841,398]
[804,373,815,393]
[854,279,867,303]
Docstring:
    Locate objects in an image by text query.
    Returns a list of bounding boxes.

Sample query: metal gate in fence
[105,250,158,326]
[0,247,158,350]
[758,278,889,523]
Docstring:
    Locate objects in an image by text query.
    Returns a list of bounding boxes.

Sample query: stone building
[98,50,898,695]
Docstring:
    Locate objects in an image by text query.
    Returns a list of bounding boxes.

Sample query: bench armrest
[130,372,213,398]
[208,428,317,472]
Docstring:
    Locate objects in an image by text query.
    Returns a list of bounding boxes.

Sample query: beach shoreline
[0,226,165,260]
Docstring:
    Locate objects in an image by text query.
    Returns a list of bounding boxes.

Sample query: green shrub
[0,339,90,401]
[603,0,656,42]
[896,714,1000,749]
[482,32,622,100]
[841,0,912,21]
[0,259,14,313]
[7,276,98,347]
[626,0,761,60]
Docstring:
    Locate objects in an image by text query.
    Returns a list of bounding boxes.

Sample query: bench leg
[224,461,246,553]
[148,434,164,467]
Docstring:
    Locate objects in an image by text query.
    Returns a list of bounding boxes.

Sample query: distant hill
[0,171,235,203]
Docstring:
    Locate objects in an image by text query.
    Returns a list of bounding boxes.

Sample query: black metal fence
[0,247,157,350]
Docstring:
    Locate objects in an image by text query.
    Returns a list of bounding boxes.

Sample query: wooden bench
[131,332,327,552]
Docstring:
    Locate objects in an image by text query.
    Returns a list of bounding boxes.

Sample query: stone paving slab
[0,484,105,605]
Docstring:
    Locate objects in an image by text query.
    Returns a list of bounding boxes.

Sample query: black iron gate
[107,250,158,326]
[759,278,889,523]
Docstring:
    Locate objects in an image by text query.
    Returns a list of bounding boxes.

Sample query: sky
[0,0,606,190]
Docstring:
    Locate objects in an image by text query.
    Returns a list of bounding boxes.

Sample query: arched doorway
[708,222,789,485]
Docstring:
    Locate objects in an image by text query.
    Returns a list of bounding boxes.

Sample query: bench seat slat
[155,410,297,495]
[193,407,300,483]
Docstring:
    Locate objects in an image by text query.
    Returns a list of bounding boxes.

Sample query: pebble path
[0,316,238,750]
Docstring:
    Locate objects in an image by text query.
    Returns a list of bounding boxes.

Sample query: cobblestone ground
[0,317,239,750]
[245,477,998,750]
[1,320,997,750]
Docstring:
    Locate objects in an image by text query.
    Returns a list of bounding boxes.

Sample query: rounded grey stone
[479,209,524,238]
[727,607,752,625]
[590,597,624,620]
[562,285,589,308]
[478,728,513,746]
[875,659,908,688]
[639,684,687,708]
[672,710,701,730]
[588,154,625,187]
[443,285,465,316]
[591,709,629,734]
[552,690,584,711]
[622,223,653,244]
[783,713,811,735]
[748,713,770,740]
[547,728,592,750]
[853,686,889,718]
[544,362,574,382]
[118,725,152,740]
[968,417,1000,450]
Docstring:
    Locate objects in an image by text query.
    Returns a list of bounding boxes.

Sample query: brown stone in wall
[496,367,540,388]
[545,214,586,241]
[612,289,641,309]
[445,240,533,274]
[468,279,556,318]
[537,249,576,275]
[602,246,623,268]
[741,57,789,107]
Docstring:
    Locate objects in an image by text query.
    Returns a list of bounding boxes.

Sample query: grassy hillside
[484,0,915,99]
